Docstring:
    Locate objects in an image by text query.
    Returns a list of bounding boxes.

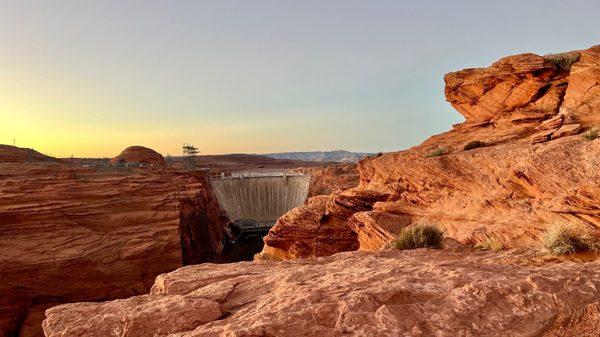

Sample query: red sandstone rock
[258,189,388,260]
[292,163,360,196]
[43,294,222,337]
[562,46,600,126]
[551,123,581,139]
[43,249,600,336]
[444,53,569,123]
[535,114,563,130]
[260,45,600,259]
[0,163,213,337]
[0,145,59,163]
[529,129,554,143]
[110,145,167,167]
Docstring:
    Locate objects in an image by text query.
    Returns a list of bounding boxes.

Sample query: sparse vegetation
[581,127,599,141]
[543,52,580,71]
[541,224,600,255]
[392,224,444,251]
[474,238,504,251]
[425,147,448,158]
[463,140,486,151]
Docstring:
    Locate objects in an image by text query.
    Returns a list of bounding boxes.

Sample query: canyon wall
[0,164,213,337]
[178,171,230,265]
[259,45,600,260]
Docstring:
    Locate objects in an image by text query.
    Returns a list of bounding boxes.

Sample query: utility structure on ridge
[182,143,199,170]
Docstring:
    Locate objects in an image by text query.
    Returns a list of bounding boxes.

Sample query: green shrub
[392,224,444,251]
[582,127,599,141]
[474,238,504,251]
[543,52,580,71]
[425,147,448,158]
[542,224,600,255]
[463,140,486,151]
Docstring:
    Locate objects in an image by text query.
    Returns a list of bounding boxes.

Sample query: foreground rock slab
[44,249,600,337]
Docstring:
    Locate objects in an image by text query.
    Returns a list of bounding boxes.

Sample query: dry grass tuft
[392,224,444,251]
[543,52,580,71]
[425,147,448,158]
[542,224,600,255]
[582,127,599,141]
[474,238,504,251]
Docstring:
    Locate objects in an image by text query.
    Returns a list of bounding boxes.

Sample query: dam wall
[209,173,310,222]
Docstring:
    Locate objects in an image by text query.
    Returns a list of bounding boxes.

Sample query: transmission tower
[182,143,199,170]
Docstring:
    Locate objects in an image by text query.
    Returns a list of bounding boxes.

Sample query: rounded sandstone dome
[110,146,166,167]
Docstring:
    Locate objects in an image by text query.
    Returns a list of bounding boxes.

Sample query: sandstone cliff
[0,164,220,337]
[258,45,600,260]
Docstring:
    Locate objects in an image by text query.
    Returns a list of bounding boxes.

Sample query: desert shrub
[474,238,504,251]
[392,224,444,251]
[581,127,599,141]
[543,52,580,71]
[463,140,486,151]
[425,147,448,158]
[542,224,600,255]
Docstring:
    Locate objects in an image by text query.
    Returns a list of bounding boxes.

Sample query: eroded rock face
[43,248,600,336]
[259,45,600,259]
[178,173,229,265]
[258,189,388,260]
[562,46,600,125]
[0,164,210,337]
[444,52,572,123]
[110,145,167,167]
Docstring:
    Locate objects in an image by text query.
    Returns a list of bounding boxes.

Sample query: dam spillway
[209,172,310,260]
[210,172,310,224]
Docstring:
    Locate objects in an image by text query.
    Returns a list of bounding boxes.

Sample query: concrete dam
[209,172,310,260]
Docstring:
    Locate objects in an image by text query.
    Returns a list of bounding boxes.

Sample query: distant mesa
[110,146,167,167]
[0,144,58,163]
[262,150,374,163]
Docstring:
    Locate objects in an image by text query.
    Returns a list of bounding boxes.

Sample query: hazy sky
[1,1,598,157]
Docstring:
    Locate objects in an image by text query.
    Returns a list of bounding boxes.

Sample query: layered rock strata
[260,45,600,259]
[0,164,216,336]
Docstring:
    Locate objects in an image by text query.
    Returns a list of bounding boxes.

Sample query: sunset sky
[1,0,599,157]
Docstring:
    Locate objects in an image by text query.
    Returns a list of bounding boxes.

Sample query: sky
[0,1,599,158]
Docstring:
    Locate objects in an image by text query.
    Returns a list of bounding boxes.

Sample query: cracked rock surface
[43,248,600,337]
